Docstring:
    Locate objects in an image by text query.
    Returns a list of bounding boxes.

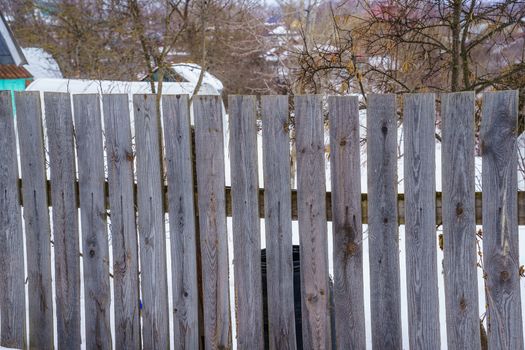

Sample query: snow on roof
[270,25,288,35]
[26,78,220,96]
[171,63,224,94]
[22,47,62,78]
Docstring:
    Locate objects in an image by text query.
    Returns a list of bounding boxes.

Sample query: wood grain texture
[481,90,524,350]
[103,94,141,350]
[44,92,81,350]
[294,95,331,350]
[17,176,525,225]
[193,95,232,349]
[441,92,481,350]
[134,94,169,349]
[228,95,264,349]
[0,91,26,349]
[261,95,297,350]
[73,94,112,349]
[328,96,365,349]
[366,94,402,349]
[15,91,54,350]
[162,95,200,349]
[403,93,440,350]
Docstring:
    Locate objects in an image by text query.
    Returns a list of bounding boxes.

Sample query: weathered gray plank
[403,93,440,349]
[44,92,81,349]
[261,95,297,350]
[193,95,231,349]
[134,94,170,349]
[103,94,141,349]
[73,94,112,349]
[15,91,54,350]
[162,95,199,349]
[294,95,331,350]
[328,96,365,349]
[228,95,264,349]
[366,94,402,349]
[481,90,524,350]
[0,91,26,349]
[441,92,481,350]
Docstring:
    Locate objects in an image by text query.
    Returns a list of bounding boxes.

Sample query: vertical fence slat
[294,95,331,350]
[162,95,199,349]
[229,95,264,349]
[328,96,365,349]
[134,94,170,349]
[15,91,54,349]
[404,93,440,349]
[441,92,481,350]
[194,95,231,349]
[0,91,26,348]
[45,92,81,349]
[73,94,112,349]
[261,95,297,350]
[481,90,524,350]
[367,94,402,349]
[103,94,141,349]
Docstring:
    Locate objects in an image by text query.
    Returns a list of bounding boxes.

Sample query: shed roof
[0,64,32,79]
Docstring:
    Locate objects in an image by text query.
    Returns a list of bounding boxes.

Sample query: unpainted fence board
[481,90,524,350]
[134,94,170,349]
[261,95,297,350]
[404,93,440,349]
[73,94,112,349]
[441,92,481,350]
[15,91,54,350]
[103,94,141,349]
[44,92,81,349]
[0,91,26,349]
[294,95,331,350]
[162,95,200,349]
[229,95,264,349]
[194,95,232,349]
[366,94,402,349]
[328,96,365,349]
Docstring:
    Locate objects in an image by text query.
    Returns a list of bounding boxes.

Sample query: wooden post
[134,94,170,349]
[229,95,265,349]
[103,94,141,349]
[404,93,441,349]
[16,91,54,350]
[45,92,81,349]
[294,95,331,350]
[328,96,366,349]
[482,91,524,350]
[0,91,26,349]
[367,94,403,349]
[74,94,112,349]
[163,95,200,348]
[261,95,297,350]
[193,95,232,349]
[441,92,481,350]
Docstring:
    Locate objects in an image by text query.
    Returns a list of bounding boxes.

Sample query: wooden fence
[0,90,523,349]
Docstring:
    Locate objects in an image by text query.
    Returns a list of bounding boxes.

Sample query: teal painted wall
[0,78,32,115]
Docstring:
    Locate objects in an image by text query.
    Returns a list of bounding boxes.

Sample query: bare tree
[354,0,525,93]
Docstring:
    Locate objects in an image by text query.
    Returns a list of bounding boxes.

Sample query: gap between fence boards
[17,178,525,225]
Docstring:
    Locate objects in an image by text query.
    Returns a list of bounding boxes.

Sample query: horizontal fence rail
[0,90,524,350]
[15,179,525,225]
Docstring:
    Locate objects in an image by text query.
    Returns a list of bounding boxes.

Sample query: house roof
[0,64,32,79]
[0,11,27,66]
